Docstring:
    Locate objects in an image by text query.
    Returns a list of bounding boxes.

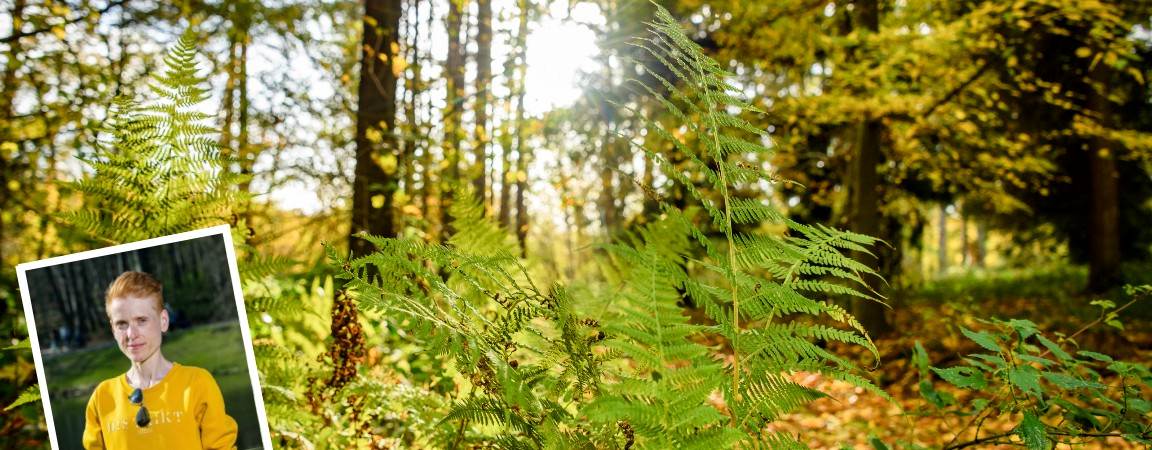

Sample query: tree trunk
[472,0,492,208]
[975,221,986,268]
[349,0,403,257]
[421,0,439,240]
[499,0,529,229]
[959,210,968,267]
[847,0,890,336]
[1087,66,1121,292]
[401,0,421,216]
[221,24,238,162]
[937,205,947,274]
[497,105,513,228]
[440,0,465,241]
[512,0,531,255]
[597,16,618,235]
[237,23,252,221]
[599,124,617,233]
[1088,149,1119,291]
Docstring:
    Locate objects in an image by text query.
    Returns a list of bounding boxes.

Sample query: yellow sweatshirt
[82,363,238,450]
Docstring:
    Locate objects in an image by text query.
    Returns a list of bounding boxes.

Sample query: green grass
[43,322,264,449]
[908,264,1087,305]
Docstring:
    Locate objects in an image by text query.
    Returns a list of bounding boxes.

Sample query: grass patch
[908,264,1087,305]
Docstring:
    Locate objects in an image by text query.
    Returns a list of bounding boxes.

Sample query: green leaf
[1008,319,1038,340]
[932,366,987,389]
[1041,372,1103,390]
[961,327,1000,352]
[1077,351,1113,362]
[962,357,995,372]
[918,379,953,409]
[1008,365,1042,397]
[868,435,889,450]
[1015,411,1049,450]
[969,353,1008,369]
[1089,299,1115,309]
[1017,354,1056,367]
[912,341,931,375]
[1036,335,1072,363]
[1128,397,1151,415]
[4,385,40,411]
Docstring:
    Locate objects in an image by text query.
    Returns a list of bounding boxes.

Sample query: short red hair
[105,271,164,314]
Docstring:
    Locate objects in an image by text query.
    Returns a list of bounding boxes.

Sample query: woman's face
[107,296,169,364]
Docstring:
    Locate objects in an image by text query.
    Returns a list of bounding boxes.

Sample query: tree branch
[0,0,129,44]
[944,431,1017,450]
[920,59,993,119]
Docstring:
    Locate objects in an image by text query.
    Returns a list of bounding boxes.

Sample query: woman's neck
[130,352,170,388]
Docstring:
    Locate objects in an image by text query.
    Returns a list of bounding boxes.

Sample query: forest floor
[767,267,1152,449]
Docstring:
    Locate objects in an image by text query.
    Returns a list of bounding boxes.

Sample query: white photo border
[15,224,273,450]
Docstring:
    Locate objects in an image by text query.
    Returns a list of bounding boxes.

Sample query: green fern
[600,2,889,441]
[59,30,244,245]
[323,4,887,448]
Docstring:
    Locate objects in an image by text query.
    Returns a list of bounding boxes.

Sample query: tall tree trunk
[499,1,527,229]
[221,27,238,162]
[1087,66,1121,292]
[1088,150,1120,291]
[850,119,888,335]
[598,122,617,233]
[959,210,969,267]
[497,100,513,228]
[597,1,621,234]
[237,23,252,219]
[975,221,986,268]
[421,0,439,240]
[472,0,492,208]
[401,0,421,217]
[349,0,403,256]
[440,0,465,241]
[512,0,531,255]
[937,205,948,274]
[847,0,890,336]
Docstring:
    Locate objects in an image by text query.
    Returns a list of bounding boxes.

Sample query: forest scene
[1,0,1151,448]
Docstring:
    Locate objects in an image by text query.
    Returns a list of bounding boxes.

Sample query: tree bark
[598,123,617,233]
[421,0,439,240]
[472,0,492,208]
[959,210,968,267]
[1088,149,1120,291]
[847,0,890,336]
[500,0,529,229]
[237,22,252,206]
[512,0,531,255]
[975,221,986,268]
[220,24,237,163]
[349,0,403,257]
[1087,67,1121,292]
[401,0,420,204]
[937,205,948,274]
[440,0,465,241]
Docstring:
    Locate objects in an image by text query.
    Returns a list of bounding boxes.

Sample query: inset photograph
[16,226,270,450]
